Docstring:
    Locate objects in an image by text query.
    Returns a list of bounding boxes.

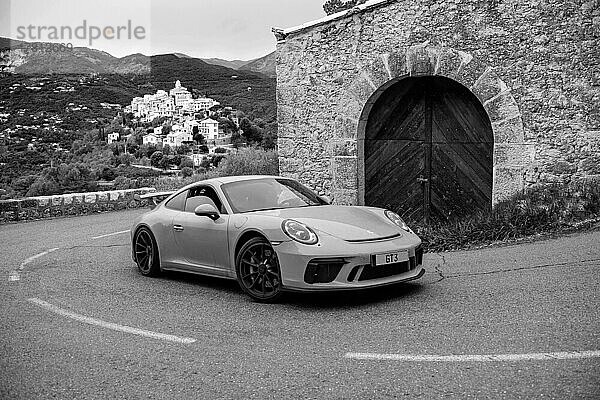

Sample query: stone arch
[332,42,534,207]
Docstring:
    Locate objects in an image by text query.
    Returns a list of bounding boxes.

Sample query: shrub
[150,151,164,167]
[412,180,600,252]
[151,148,280,192]
[219,147,279,176]
[179,157,194,169]
[180,167,193,178]
[99,166,117,181]
[113,176,133,189]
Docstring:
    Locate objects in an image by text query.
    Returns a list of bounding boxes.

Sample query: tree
[180,167,193,178]
[261,130,277,150]
[211,154,226,168]
[194,132,206,145]
[169,154,182,167]
[323,0,365,15]
[218,117,238,135]
[179,157,194,169]
[99,166,117,181]
[239,117,264,145]
[150,151,164,168]
[12,175,38,196]
[118,153,135,166]
[151,116,168,127]
[230,131,244,149]
[129,127,145,145]
[158,156,170,170]
[177,144,191,155]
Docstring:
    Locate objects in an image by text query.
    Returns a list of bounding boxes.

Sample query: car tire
[235,237,283,303]
[133,227,161,277]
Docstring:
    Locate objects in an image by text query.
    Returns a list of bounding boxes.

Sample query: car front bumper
[272,232,424,291]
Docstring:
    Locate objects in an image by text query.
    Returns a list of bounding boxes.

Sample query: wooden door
[364,76,493,222]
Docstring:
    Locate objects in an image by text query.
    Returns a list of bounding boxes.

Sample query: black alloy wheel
[134,227,160,276]
[236,237,283,302]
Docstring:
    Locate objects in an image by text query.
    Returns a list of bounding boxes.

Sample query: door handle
[173,224,184,232]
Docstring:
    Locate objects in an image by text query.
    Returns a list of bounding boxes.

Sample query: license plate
[373,250,409,266]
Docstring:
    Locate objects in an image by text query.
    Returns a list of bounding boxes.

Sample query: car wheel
[133,227,160,277]
[236,237,283,303]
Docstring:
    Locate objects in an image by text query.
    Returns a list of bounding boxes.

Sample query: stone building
[273,0,599,220]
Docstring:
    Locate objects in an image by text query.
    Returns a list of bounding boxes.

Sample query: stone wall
[275,0,600,205]
[0,188,156,224]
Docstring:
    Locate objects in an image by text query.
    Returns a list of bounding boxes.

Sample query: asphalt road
[1,209,599,399]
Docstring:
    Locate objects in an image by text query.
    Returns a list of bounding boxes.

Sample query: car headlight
[384,210,412,233]
[282,219,318,245]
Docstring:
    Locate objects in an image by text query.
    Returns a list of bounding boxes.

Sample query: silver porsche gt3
[131,175,424,302]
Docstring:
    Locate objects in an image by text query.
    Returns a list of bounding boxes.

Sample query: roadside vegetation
[147,147,279,192]
[412,180,600,252]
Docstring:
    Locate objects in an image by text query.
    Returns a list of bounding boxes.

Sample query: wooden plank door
[429,80,493,220]
[364,76,493,222]
[365,79,428,221]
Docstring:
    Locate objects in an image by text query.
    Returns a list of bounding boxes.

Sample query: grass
[411,180,600,253]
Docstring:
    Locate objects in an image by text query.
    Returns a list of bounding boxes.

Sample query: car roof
[178,175,292,191]
[213,174,287,184]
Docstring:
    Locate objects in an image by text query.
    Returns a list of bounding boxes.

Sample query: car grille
[355,245,423,282]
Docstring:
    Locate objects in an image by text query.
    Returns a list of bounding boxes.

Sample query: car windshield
[221,178,326,213]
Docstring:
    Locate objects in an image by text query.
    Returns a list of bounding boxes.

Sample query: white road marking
[8,248,59,282]
[91,230,130,240]
[345,351,600,362]
[27,298,196,344]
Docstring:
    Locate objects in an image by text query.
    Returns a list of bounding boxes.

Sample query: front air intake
[304,258,346,284]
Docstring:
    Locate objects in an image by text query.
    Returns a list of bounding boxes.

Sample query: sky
[0,0,328,60]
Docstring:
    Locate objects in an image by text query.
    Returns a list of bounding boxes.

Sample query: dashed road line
[344,350,600,362]
[8,248,59,282]
[27,298,196,344]
[91,230,130,240]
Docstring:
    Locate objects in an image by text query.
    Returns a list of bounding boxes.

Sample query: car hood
[250,206,401,241]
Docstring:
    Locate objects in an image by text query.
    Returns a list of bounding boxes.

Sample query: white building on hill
[143,132,162,145]
[163,131,193,148]
[199,118,220,140]
[170,80,193,111]
[131,81,220,121]
[107,132,120,144]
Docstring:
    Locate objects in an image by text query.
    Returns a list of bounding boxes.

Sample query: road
[1,209,599,399]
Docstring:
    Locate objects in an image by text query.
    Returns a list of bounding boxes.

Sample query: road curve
[1,209,599,399]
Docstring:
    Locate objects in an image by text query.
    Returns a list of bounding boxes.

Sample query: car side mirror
[320,195,331,204]
[194,204,220,220]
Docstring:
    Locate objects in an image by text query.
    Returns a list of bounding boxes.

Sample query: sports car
[131,175,424,302]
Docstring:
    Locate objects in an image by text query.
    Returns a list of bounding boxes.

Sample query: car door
[172,185,229,277]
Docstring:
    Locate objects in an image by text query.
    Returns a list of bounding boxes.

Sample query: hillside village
[110,80,243,167]
[0,71,275,200]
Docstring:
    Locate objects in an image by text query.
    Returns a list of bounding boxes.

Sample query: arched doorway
[364,76,493,222]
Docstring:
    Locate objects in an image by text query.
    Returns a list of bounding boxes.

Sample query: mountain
[0,38,276,121]
[201,58,249,70]
[239,51,276,78]
[143,54,275,120]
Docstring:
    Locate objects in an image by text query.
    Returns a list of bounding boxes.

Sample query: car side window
[185,186,227,214]
[164,190,188,211]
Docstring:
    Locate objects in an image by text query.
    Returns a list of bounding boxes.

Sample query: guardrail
[0,188,157,224]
